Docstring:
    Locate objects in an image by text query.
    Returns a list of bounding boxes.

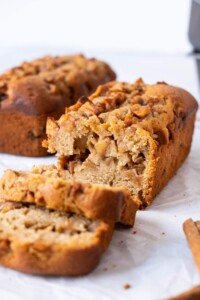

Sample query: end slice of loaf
[44,79,198,208]
[0,201,113,276]
[0,166,137,226]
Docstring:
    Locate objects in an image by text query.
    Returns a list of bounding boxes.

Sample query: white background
[0,0,192,54]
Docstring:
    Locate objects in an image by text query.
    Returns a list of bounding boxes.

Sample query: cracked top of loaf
[44,78,198,155]
[0,54,116,116]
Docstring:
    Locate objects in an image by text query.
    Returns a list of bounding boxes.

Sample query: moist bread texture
[44,79,198,208]
[0,54,116,156]
[0,166,137,226]
[183,218,200,272]
[0,201,113,276]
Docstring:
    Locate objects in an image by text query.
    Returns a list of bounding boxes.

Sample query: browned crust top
[45,79,198,153]
[0,54,116,116]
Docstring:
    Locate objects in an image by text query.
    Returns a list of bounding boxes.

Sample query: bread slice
[0,201,113,276]
[0,166,137,226]
[44,79,198,208]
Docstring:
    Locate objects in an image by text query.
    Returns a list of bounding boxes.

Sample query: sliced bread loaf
[44,79,198,208]
[0,201,113,275]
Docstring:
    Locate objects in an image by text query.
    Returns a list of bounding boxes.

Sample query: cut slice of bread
[0,201,113,276]
[0,166,137,226]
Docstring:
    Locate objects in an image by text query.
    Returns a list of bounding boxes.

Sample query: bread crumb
[120,240,124,244]
[161,232,165,235]
[124,284,131,289]
[112,264,116,268]
[132,231,137,234]
[103,268,107,271]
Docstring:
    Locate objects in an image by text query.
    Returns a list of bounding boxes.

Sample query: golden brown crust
[168,285,200,300]
[0,54,116,157]
[0,168,137,226]
[44,79,198,208]
[0,55,116,89]
[183,219,200,272]
[150,112,196,204]
[0,201,114,276]
[0,228,113,276]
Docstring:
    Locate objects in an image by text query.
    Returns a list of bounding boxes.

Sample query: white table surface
[0,47,199,300]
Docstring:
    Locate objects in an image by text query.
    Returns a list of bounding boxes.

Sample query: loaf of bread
[0,201,113,275]
[0,54,116,156]
[44,79,198,208]
[0,166,137,225]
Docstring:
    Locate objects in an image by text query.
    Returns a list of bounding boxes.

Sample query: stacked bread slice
[0,165,137,275]
[0,166,136,225]
[0,201,114,276]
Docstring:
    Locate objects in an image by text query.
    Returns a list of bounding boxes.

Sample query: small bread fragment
[0,201,113,276]
[0,167,137,226]
[183,218,200,271]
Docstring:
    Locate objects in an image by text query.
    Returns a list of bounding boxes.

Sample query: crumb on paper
[103,268,107,271]
[123,284,131,289]
[120,240,124,244]
[162,232,165,235]
[132,231,137,234]
[112,264,116,268]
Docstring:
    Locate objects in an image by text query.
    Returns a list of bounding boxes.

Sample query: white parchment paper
[0,49,199,300]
